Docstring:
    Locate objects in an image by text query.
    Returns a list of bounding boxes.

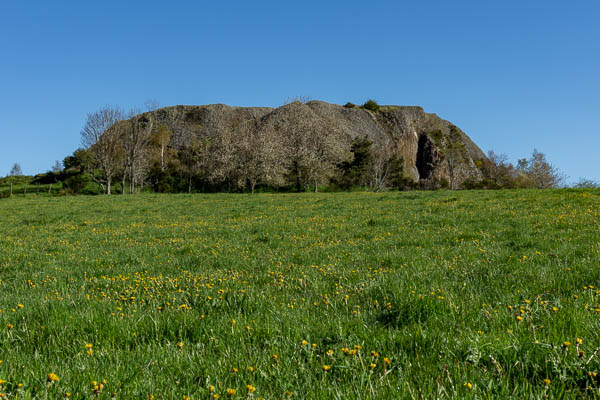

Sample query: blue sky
[1,1,599,183]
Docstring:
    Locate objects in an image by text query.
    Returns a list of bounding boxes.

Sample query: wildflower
[248,366,254,372]
[576,338,583,345]
[562,341,571,348]
[7,324,13,330]
[177,341,184,348]
[209,385,215,392]
[85,343,93,349]
[17,304,24,308]
[0,380,5,385]
[464,383,473,389]
[326,349,334,356]
[272,354,278,360]
[371,350,380,358]
[543,378,551,385]
[47,373,60,382]
[232,367,238,373]
[552,307,558,312]
[383,357,391,365]
[369,363,376,369]
[516,315,523,321]
[226,388,236,396]
[301,340,308,346]
[322,365,331,371]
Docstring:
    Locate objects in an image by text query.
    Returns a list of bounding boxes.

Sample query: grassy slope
[0,190,599,399]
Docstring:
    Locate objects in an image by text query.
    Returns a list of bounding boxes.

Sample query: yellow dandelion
[543,378,551,385]
[384,357,391,365]
[47,373,60,382]
[369,363,376,369]
[322,365,331,371]
[301,340,308,346]
[562,341,571,348]
[464,383,473,390]
[226,388,236,396]
[177,341,184,348]
[246,385,256,393]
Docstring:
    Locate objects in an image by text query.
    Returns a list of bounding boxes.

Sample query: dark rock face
[140,101,486,186]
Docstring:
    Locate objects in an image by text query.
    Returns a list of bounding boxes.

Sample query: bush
[343,102,356,109]
[362,99,380,112]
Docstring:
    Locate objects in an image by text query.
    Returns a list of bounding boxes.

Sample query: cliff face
[141,101,486,186]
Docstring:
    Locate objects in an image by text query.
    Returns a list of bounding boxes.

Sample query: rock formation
[136,100,486,187]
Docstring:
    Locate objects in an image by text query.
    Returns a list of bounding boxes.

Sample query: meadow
[0,190,599,399]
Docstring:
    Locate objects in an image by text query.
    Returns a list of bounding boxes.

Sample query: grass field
[1,190,599,399]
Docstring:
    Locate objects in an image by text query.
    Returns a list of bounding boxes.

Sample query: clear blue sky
[1,1,599,183]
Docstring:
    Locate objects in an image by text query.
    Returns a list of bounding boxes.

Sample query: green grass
[1,190,599,399]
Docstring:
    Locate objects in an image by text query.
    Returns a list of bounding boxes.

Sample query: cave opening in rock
[416,134,435,180]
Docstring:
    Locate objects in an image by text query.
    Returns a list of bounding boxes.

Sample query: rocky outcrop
[140,101,486,186]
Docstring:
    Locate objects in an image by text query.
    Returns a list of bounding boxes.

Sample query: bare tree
[444,125,467,190]
[81,106,126,194]
[278,102,349,192]
[9,163,23,176]
[120,111,154,194]
[180,138,212,193]
[51,160,62,173]
[144,99,160,112]
[235,121,287,193]
[370,137,395,191]
[152,125,171,171]
[522,149,565,189]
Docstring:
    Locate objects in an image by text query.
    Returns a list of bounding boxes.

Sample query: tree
[278,102,349,192]
[152,125,171,171]
[573,178,599,188]
[51,160,62,173]
[517,149,565,189]
[235,121,287,193]
[444,125,467,190]
[529,149,566,188]
[9,163,23,176]
[80,106,126,194]
[144,99,160,112]
[338,136,374,189]
[119,112,154,194]
[179,138,212,193]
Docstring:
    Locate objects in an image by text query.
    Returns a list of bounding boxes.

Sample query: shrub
[343,102,356,109]
[362,99,380,112]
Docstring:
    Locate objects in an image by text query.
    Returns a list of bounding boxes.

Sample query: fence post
[48,183,52,194]
[10,183,12,197]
